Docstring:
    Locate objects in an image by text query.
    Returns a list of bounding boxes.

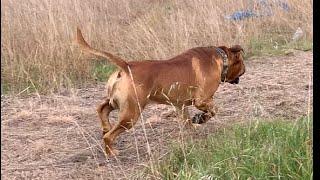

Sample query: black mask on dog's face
[229,64,245,85]
[219,45,246,85]
[229,77,239,84]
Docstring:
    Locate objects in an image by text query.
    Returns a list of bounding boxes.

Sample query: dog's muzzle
[230,77,239,84]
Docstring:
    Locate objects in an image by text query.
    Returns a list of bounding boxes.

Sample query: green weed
[144,117,312,179]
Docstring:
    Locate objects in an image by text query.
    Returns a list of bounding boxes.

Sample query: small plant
[91,61,117,82]
[288,40,313,51]
[1,81,10,95]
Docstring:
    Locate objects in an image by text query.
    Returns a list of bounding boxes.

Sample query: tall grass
[141,117,313,179]
[1,0,313,94]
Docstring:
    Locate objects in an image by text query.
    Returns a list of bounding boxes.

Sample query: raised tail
[76,27,129,72]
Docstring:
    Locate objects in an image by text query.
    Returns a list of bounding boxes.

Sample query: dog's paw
[102,130,109,136]
[192,113,207,124]
[106,148,119,157]
[191,123,202,130]
[109,149,119,156]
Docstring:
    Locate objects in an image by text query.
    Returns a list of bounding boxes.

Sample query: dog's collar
[215,47,228,82]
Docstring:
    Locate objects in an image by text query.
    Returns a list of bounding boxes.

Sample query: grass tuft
[144,117,313,179]
[92,61,117,82]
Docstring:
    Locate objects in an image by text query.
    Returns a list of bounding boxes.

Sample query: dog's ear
[217,46,229,54]
[218,45,244,60]
[229,45,244,54]
[229,45,245,61]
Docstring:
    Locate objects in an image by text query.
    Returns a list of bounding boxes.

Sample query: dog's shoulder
[175,46,216,60]
[189,46,215,53]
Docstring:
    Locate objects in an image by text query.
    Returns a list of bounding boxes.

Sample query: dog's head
[218,45,246,84]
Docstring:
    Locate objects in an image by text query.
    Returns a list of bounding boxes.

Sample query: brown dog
[76,28,245,156]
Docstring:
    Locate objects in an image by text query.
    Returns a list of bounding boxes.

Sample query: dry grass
[1,0,313,94]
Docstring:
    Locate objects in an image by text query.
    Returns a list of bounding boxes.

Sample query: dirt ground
[1,51,313,179]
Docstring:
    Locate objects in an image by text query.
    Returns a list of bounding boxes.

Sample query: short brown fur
[76,28,246,156]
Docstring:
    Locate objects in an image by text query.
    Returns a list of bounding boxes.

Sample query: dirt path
[1,51,313,179]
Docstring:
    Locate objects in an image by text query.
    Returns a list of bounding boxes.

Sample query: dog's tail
[76,27,129,72]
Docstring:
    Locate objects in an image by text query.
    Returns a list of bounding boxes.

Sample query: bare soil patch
[1,51,312,179]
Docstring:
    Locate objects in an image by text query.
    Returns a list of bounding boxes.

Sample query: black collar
[215,47,228,82]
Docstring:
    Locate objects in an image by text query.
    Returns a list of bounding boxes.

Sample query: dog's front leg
[192,98,217,124]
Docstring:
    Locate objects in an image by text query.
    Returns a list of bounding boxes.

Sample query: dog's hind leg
[97,99,114,135]
[103,98,143,156]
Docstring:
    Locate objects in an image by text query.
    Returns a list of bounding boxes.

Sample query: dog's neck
[215,47,228,82]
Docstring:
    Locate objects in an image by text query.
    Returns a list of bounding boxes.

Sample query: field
[149,117,312,179]
[1,51,312,179]
[1,0,313,179]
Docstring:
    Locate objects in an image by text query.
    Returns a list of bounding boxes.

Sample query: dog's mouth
[229,77,239,84]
